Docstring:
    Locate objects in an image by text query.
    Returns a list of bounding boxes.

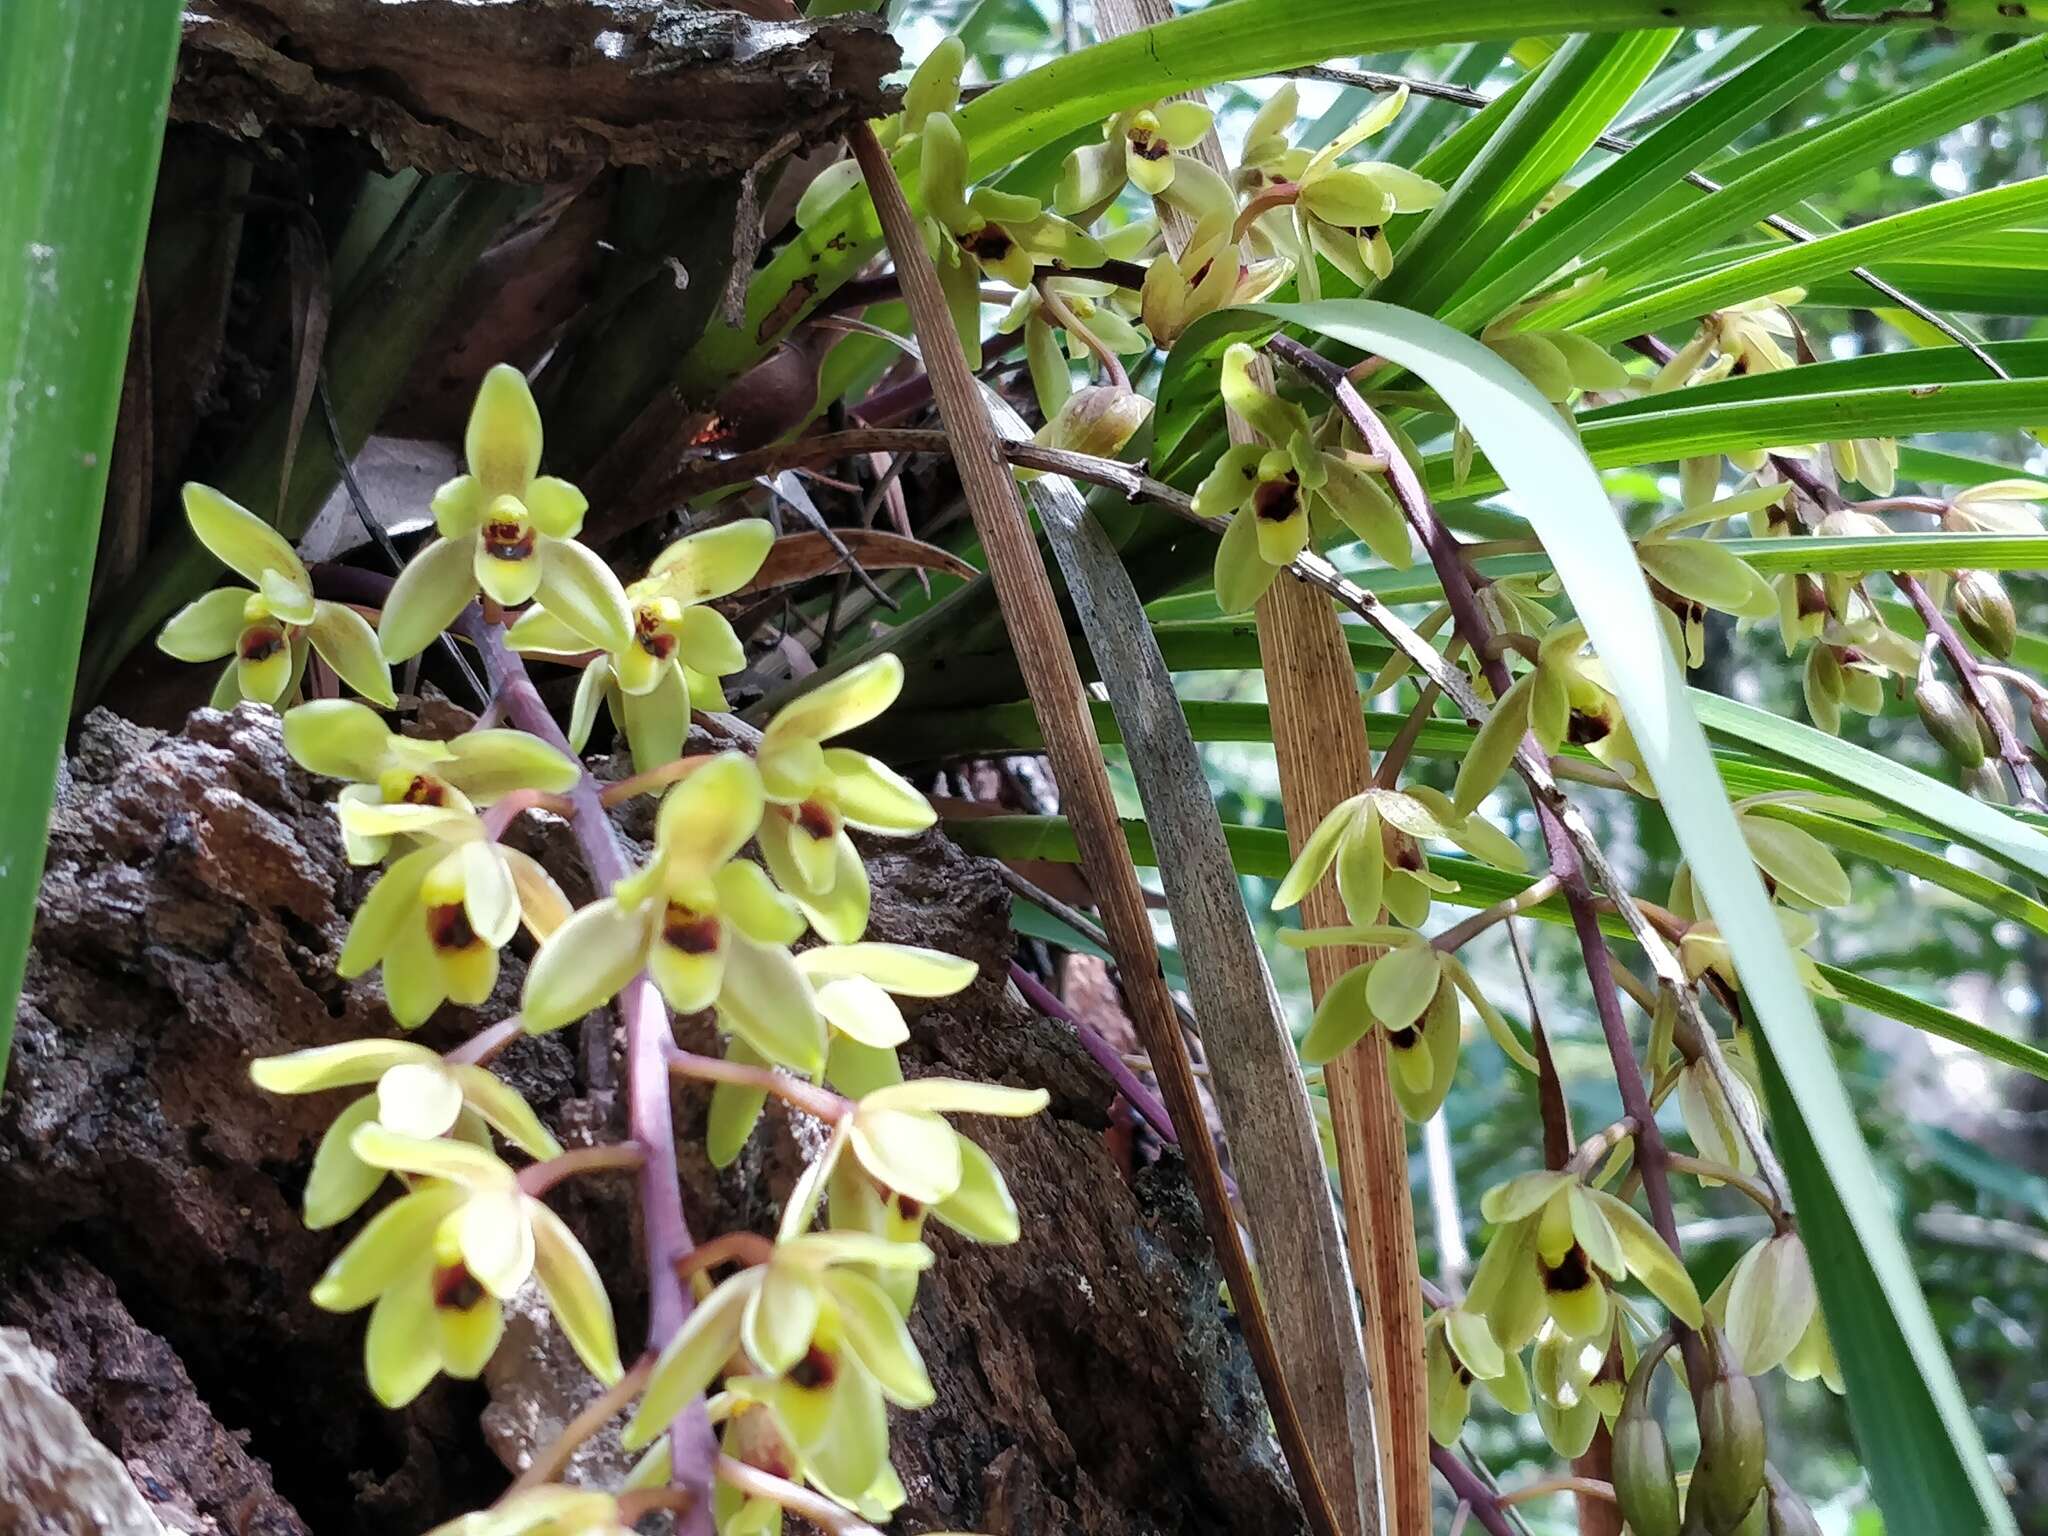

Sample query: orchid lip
[483,520,536,562]
[434,1262,486,1311]
[662,906,721,955]
[429,902,479,953]
[238,625,288,662]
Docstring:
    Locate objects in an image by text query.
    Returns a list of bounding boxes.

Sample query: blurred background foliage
[891,4,2048,1529]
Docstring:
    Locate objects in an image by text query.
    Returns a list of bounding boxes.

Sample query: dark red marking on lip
[1252,474,1301,522]
[635,608,678,659]
[662,907,721,956]
[238,627,286,663]
[429,903,477,953]
[402,775,448,806]
[434,1263,485,1311]
[483,521,536,562]
[1543,1244,1593,1294]
[788,1346,836,1390]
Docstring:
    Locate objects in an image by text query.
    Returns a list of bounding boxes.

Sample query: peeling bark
[173,1,898,180]
[4,706,1302,1536]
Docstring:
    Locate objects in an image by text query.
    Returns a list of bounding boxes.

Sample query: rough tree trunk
[2,705,1304,1536]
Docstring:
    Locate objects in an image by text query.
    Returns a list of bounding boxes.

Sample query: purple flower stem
[1432,1444,1520,1536]
[1007,961,1180,1147]
[458,608,718,1529]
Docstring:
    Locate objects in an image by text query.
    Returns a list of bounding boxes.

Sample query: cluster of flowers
[159,365,1046,1533]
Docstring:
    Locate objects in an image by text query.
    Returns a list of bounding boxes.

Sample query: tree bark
[4,705,1305,1536]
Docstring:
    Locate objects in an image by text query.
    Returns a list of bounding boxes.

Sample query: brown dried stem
[1264,332,1699,1318]
[846,118,1345,1536]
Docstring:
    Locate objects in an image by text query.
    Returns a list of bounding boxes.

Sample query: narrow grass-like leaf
[1437,376,2048,498]
[1695,692,2048,888]
[0,0,183,1082]
[1449,29,1870,328]
[1532,36,2048,329]
[1375,29,1678,316]
[1582,175,2048,341]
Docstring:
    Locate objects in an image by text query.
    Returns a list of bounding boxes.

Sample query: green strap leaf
[1534,35,2048,328]
[1448,29,1873,328]
[1374,29,1679,316]
[0,0,184,1084]
[1582,174,2048,341]
[1442,375,2048,498]
[1695,692,2048,887]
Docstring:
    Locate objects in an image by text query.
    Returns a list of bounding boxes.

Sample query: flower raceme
[208,334,1035,1536]
[380,365,632,662]
[509,518,774,774]
[158,483,395,710]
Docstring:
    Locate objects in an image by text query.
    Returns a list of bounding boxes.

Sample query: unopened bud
[1954,569,2016,658]
[1036,384,1153,461]
[1691,1330,1766,1536]
[1765,1467,1822,1536]
[1915,679,1986,768]
[1965,760,2010,805]
[1975,676,2017,754]
[1613,1359,1681,1536]
[1730,1492,1770,1536]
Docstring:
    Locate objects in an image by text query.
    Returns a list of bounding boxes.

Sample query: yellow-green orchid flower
[310,1127,619,1406]
[158,483,394,709]
[1426,1304,1529,1447]
[1706,1230,1841,1390]
[381,364,632,662]
[1197,343,1412,614]
[283,699,581,864]
[623,1144,938,1499]
[913,109,1105,366]
[706,942,981,1166]
[520,753,828,1075]
[335,806,568,1027]
[425,1486,634,1536]
[250,1036,561,1228]
[1056,100,1217,215]
[1466,1171,1702,1351]
[1273,783,1526,929]
[509,518,773,774]
[1228,84,1443,297]
[755,657,937,944]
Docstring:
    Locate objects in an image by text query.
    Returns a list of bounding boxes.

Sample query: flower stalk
[462,609,721,1521]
